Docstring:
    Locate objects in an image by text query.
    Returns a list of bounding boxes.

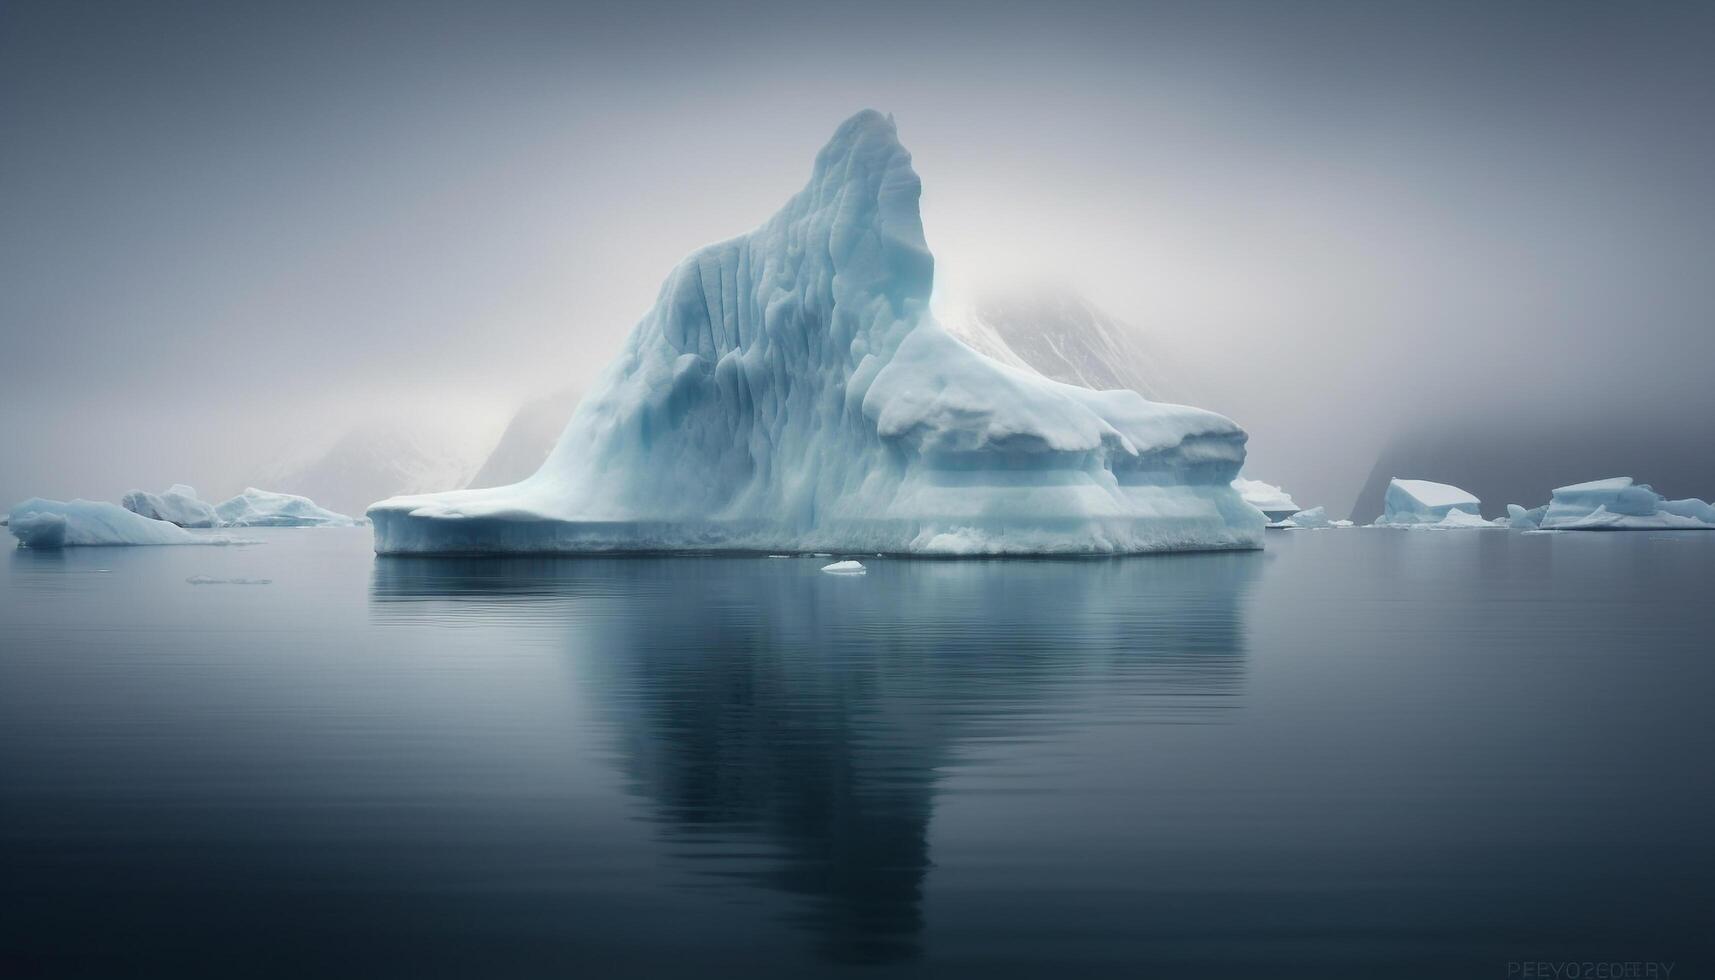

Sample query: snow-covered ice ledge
[371,111,1262,556]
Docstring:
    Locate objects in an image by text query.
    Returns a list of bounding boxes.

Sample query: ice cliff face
[371,111,1260,555]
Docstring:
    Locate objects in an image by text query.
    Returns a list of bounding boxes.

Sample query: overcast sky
[3,0,1712,511]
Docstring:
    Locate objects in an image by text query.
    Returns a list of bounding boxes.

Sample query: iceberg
[7,498,230,548]
[1506,503,1547,530]
[1535,477,1715,531]
[1374,478,1489,527]
[371,111,1260,556]
[1281,506,1352,529]
[215,488,359,527]
[1232,478,1300,523]
[121,484,220,528]
[821,560,867,574]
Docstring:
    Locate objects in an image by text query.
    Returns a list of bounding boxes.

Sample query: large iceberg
[7,498,230,548]
[1231,478,1300,522]
[1532,477,1715,531]
[216,488,359,527]
[121,484,220,528]
[371,111,1260,555]
[1374,479,1501,528]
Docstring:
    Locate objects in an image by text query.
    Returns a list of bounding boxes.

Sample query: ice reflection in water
[370,553,1261,963]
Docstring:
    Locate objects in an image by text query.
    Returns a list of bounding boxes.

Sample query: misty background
[3,0,1712,519]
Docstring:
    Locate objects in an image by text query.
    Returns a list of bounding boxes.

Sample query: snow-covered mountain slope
[466,388,583,490]
[371,111,1260,555]
[1348,414,1715,524]
[264,423,491,519]
[939,287,1185,403]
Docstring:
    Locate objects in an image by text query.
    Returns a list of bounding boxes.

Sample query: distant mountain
[939,287,1189,404]
[466,387,582,489]
[1350,415,1715,523]
[262,422,491,517]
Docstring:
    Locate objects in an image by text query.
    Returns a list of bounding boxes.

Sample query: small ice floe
[767,554,793,558]
[820,560,866,575]
[811,552,834,557]
[186,576,272,585]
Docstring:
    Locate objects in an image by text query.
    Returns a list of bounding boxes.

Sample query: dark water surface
[3,528,1712,978]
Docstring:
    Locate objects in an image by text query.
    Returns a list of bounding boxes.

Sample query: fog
[4,0,1712,514]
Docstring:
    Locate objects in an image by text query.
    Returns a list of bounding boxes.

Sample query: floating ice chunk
[122,484,220,528]
[1432,509,1506,529]
[1537,477,1715,531]
[215,488,359,527]
[369,111,1260,556]
[1506,503,1546,530]
[1232,477,1300,522]
[821,560,866,574]
[1375,479,1484,526]
[1280,507,1353,529]
[7,498,235,548]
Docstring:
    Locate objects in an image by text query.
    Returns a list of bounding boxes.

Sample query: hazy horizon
[5,0,1713,514]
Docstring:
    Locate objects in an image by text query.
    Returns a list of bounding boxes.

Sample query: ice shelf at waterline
[370,112,1260,555]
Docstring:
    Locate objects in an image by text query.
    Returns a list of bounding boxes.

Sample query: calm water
[2,528,1712,978]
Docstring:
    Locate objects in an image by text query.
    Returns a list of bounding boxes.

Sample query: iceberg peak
[371,114,1260,555]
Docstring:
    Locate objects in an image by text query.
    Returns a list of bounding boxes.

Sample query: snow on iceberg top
[1376,478,1488,527]
[1232,478,1298,514]
[370,111,1261,555]
[1389,479,1480,510]
[1552,477,1636,494]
